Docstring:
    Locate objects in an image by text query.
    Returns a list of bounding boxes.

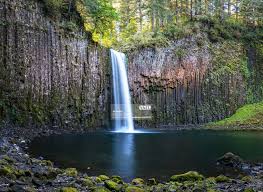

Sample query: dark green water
[29,130,263,181]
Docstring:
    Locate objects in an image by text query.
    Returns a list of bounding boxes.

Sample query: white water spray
[110,49,134,133]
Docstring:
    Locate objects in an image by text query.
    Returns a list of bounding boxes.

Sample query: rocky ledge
[0,135,263,192]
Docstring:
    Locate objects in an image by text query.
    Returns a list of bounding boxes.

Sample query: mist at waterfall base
[29,131,263,181]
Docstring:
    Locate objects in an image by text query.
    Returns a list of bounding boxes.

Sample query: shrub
[42,0,66,18]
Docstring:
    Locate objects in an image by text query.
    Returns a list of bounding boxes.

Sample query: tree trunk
[228,0,231,16]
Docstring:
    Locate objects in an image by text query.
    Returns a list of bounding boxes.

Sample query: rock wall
[0,0,111,129]
[128,36,247,127]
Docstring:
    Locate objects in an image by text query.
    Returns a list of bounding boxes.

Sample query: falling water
[110,49,134,133]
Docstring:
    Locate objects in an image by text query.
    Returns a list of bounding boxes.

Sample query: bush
[42,0,66,18]
[119,32,169,52]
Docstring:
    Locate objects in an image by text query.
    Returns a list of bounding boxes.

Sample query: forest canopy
[41,0,263,48]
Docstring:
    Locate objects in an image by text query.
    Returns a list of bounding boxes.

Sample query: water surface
[29,130,263,181]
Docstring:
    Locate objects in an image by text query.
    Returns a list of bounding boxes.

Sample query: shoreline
[0,125,263,191]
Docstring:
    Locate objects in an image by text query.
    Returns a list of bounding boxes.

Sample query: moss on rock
[82,177,95,187]
[242,176,252,182]
[215,175,230,183]
[98,175,110,181]
[147,178,157,185]
[132,178,144,185]
[0,165,13,176]
[170,171,204,182]
[93,186,111,192]
[244,188,255,192]
[60,187,78,192]
[65,168,78,177]
[111,175,123,184]
[125,186,144,192]
[105,180,121,191]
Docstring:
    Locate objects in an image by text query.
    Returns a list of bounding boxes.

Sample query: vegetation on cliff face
[210,101,263,127]
[38,0,263,48]
[40,0,118,47]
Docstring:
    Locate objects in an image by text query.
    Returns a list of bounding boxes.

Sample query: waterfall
[110,49,134,133]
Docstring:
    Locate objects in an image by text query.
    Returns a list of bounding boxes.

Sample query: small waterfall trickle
[110,49,134,133]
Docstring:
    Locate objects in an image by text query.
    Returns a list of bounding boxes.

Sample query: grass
[209,101,263,128]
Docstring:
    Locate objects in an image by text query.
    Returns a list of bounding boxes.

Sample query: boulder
[170,171,204,182]
[217,152,244,168]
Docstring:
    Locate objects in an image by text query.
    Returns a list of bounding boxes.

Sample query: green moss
[105,180,120,191]
[0,165,13,176]
[65,168,78,177]
[41,160,53,167]
[94,177,102,183]
[14,169,26,177]
[207,189,219,192]
[174,48,187,59]
[242,176,252,182]
[60,187,78,192]
[111,175,123,184]
[125,186,144,192]
[215,175,230,183]
[98,175,110,181]
[170,171,204,182]
[132,178,144,185]
[244,188,255,192]
[147,178,157,185]
[210,101,263,127]
[93,186,111,192]
[2,155,15,164]
[0,160,8,165]
[205,177,217,188]
[82,177,95,187]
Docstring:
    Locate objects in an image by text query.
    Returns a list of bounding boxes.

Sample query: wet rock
[93,186,111,192]
[111,175,123,184]
[217,152,244,168]
[65,168,78,177]
[60,187,78,192]
[170,171,204,182]
[9,184,26,192]
[147,178,157,185]
[81,177,95,187]
[215,175,230,183]
[98,175,110,181]
[132,178,144,185]
[125,186,144,192]
[105,180,121,191]
[244,188,255,192]
[0,165,13,177]
[241,176,252,182]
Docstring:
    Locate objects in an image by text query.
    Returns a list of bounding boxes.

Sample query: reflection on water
[112,134,135,179]
[29,130,263,181]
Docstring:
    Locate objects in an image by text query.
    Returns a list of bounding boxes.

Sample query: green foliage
[82,0,118,33]
[119,32,169,52]
[42,0,66,18]
[208,41,248,87]
[211,101,263,126]
[76,0,118,47]
[174,48,187,59]
[59,21,79,32]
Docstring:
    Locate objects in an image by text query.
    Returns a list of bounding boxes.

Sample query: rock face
[0,0,111,129]
[128,36,247,127]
